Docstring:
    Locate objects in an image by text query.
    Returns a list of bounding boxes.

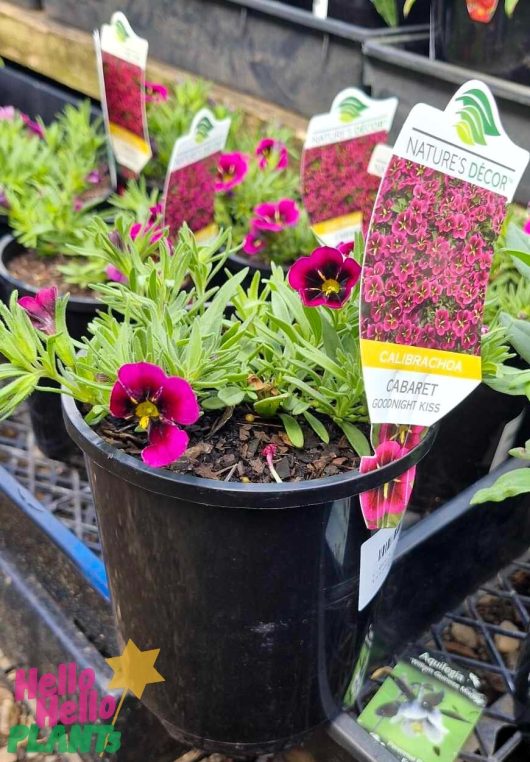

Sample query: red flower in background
[466,0,499,23]
[253,198,300,232]
[255,138,288,171]
[215,152,249,192]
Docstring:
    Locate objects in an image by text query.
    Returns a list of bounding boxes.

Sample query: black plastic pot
[362,33,530,203]
[410,382,529,514]
[42,0,427,116]
[62,393,435,756]
[0,236,100,459]
[433,0,530,85]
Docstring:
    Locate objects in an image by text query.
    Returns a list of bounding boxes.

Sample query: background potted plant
[214,128,318,276]
[0,221,436,754]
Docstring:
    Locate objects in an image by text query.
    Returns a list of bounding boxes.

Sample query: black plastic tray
[362,33,530,204]
[42,0,428,115]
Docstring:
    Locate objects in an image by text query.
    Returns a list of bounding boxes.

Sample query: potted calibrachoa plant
[0,221,442,754]
[0,100,114,456]
[214,128,317,276]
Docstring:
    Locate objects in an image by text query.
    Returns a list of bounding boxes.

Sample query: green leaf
[340,422,371,457]
[403,0,416,16]
[200,395,227,410]
[218,386,245,406]
[505,0,520,16]
[500,313,530,363]
[253,394,289,417]
[279,413,304,448]
[303,411,329,444]
[471,468,530,504]
[370,0,398,25]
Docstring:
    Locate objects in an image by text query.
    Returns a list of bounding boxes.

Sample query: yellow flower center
[322,278,340,296]
[135,400,160,429]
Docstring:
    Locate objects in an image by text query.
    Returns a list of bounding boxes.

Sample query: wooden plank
[0,1,306,137]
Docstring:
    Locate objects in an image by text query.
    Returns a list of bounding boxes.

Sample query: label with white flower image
[95,13,152,174]
[360,80,529,428]
[301,89,398,245]
[163,108,231,243]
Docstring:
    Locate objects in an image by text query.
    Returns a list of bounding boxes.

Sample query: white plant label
[358,526,401,611]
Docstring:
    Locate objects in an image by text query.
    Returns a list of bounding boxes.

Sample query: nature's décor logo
[114,17,130,42]
[195,115,214,143]
[8,640,164,757]
[455,88,501,146]
[338,95,368,123]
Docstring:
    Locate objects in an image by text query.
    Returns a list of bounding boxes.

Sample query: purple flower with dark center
[215,153,249,192]
[253,199,300,233]
[19,287,57,335]
[288,246,361,309]
[255,138,288,171]
[109,362,200,468]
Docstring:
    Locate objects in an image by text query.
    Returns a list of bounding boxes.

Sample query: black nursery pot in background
[63,394,435,756]
[433,0,530,85]
[0,236,100,459]
[410,382,529,514]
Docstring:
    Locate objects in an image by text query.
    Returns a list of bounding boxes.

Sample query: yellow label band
[360,339,482,380]
[109,122,151,155]
[312,211,363,236]
[195,223,219,242]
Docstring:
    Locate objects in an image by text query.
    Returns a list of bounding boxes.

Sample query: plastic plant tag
[360,80,529,429]
[358,650,486,762]
[301,89,398,245]
[163,108,231,243]
[367,143,394,179]
[95,12,151,175]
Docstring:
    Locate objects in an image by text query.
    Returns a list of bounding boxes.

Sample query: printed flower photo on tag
[361,158,505,356]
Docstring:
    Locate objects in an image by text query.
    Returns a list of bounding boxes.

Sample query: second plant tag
[301,88,398,245]
[360,79,529,428]
[163,108,231,242]
[95,12,152,175]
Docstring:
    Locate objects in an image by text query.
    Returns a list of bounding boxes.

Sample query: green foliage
[0,114,51,202]
[471,440,530,505]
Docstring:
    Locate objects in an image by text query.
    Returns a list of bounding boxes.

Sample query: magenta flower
[109,362,200,468]
[73,198,84,212]
[255,138,288,171]
[288,246,361,309]
[21,113,44,138]
[337,241,354,257]
[0,106,15,121]
[524,218,530,235]
[243,227,267,256]
[130,221,164,244]
[86,170,101,185]
[145,82,169,103]
[359,441,416,529]
[19,287,57,335]
[106,265,128,284]
[215,152,249,192]
[253,199,300,232]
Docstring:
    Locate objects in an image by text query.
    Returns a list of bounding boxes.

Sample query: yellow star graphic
[106,639,165,699]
